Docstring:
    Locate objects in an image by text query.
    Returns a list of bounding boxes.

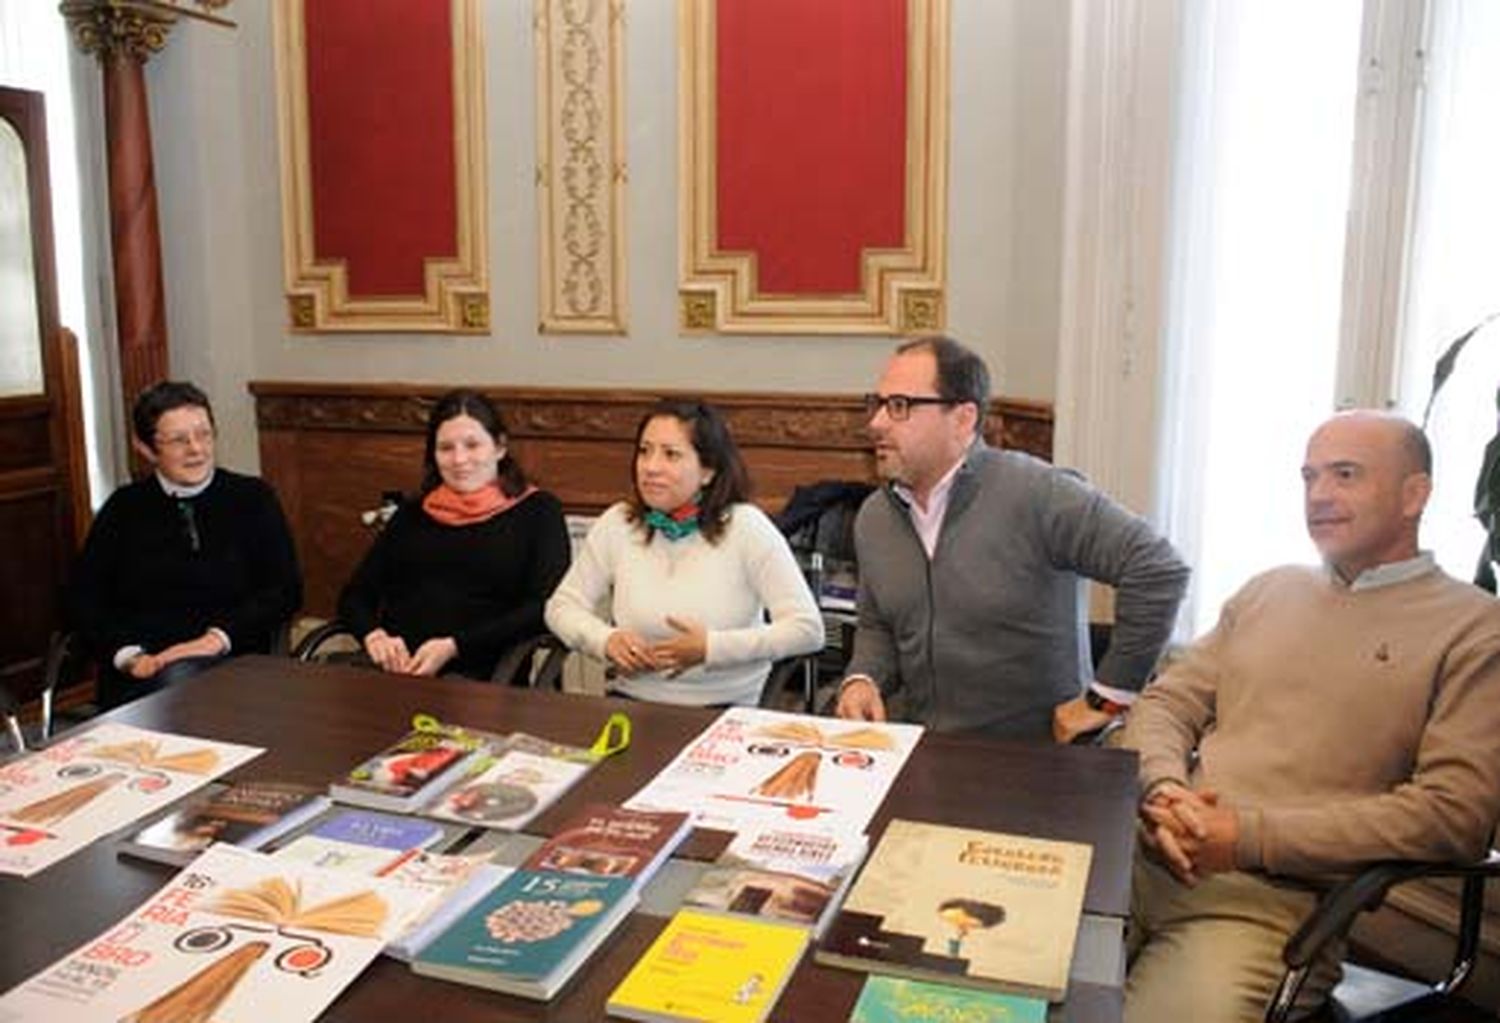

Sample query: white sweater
[545,502,823,705]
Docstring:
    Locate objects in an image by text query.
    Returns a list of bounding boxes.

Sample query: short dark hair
[626,400,751,545]
[132,381,214,449]
[421,389,529,497]
[896,335,990,436]
[1400,420,1433,477]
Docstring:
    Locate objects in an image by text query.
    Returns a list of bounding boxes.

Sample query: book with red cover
[521,803,691,892]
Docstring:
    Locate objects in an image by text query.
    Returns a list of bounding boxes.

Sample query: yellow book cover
[816,819,1093,1002]
[607,909,810,1023]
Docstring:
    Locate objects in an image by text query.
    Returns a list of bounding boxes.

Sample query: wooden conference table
[0,656,1140,1022]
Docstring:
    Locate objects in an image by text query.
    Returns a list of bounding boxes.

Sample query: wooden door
[0,86,88,703]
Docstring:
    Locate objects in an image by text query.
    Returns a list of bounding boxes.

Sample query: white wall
[145,0,1070,474]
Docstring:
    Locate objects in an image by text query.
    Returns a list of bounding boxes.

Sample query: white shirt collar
[894,457,966,558]
[156,468,215,499]
[1333,551,1438,592]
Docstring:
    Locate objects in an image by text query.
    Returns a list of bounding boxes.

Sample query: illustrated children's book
[0,722,263,877]
[412,868,637,999]
[850,975,1048,1023]
[521,803,691,892]
[376,849,512,962]
[420,733,593,831]
[329,722,484,813]
[623,708,922,835]
[816,819,1093,1002]
[682,823,867,938]
[120,780,330,866]
[271,808,449,876]
[606,908,809,1023]
[0,843,431,1022]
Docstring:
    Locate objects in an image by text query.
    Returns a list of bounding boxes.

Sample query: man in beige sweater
[1122,411,1500,1023]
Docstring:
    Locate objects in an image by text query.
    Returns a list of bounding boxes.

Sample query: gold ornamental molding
[60,1,235,62]
[535,0,628,334]
[678,0,949,335]
[272,0,490,333]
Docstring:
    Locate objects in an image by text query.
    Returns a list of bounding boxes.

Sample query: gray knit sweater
[847,443,1188,740]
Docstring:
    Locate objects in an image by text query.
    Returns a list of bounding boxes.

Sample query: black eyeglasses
[862,393,956,422]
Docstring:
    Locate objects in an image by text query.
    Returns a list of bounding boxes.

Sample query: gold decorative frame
[535,0,628,334]
[272,0,490,332]
[678,0,948,335]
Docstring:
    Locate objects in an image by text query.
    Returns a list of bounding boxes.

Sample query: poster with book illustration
[0,723,263,877]
[623,708,922,834]
[0,844,431,1022]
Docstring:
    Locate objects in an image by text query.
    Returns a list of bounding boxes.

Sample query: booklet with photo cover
[420,733,593,831]
[0,722,263,877]
[412,868,637,1000]
[120,780,331,866]
[816,819,1093,1002]
[329,722,485,813]
[607,908,809,1023]
[0,843,430,1023]
[623,707,922,835]
[521,803,691,893]
[682,822,867,938]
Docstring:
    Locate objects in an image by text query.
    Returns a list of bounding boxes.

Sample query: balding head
[1302,411,1432,582]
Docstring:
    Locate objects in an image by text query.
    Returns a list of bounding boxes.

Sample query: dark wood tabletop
[0,655,1137,1021]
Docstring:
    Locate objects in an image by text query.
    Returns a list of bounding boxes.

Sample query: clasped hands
[363,629,458,677]
[1139,780,1240,886]
[605,617,707,678]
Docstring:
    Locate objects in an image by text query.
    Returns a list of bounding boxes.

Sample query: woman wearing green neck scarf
[546,400,823,706]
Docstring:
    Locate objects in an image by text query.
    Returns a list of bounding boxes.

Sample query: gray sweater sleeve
[1038,468,1189,690]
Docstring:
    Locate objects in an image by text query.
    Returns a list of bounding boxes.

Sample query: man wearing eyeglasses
[835,336,1188,742]
[69,381,301,709]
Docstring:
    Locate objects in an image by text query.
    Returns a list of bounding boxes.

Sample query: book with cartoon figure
[0,843,430,1022]
[412,868,637,999]
[0,722,263,877]
[607,908,809,1023]
[623,708,922,834]
[816,819,1093,1002]
[120,780,330,866]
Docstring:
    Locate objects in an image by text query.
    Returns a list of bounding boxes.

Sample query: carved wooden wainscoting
[250,382,1053,618]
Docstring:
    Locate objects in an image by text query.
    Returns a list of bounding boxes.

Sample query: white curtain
[0,0,117,505]
[1155,0,1363,636]
[1393,0,1500,583]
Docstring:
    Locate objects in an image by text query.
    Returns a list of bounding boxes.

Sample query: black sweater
[337,491,571,679]
[69,470,302,658]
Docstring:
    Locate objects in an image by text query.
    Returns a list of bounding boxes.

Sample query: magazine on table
[119,780,330,867]
[0,722,263,877]
[623,707,922,835]
[419,732,594,831]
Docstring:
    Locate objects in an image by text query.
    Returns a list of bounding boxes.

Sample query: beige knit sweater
[1122,562,1500,878]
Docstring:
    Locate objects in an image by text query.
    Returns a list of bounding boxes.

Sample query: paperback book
[120,780,330,866]
[412,868,637,1000]
[623,708,922,835]
[607,908,809,1023]
[521,803,691,892]
[272,808,449,875]
[421,734,593,831]
[329,724,483,813]
[0,843,430,1022]
[682,823,867,938]
[849,975,1048,1023]
[377,850,512,961]
[0,722,263,877]
[816,819,1093,1002]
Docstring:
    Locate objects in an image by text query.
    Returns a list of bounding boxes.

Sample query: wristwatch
[1084,688,1129,716]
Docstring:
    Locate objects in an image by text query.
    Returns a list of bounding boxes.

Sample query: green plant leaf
[1423,311,1500,428]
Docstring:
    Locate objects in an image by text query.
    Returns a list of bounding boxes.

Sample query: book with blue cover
[271,808,448,875]
[412,868,637,999]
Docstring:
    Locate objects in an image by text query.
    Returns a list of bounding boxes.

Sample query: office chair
[1265,852,1500,1022]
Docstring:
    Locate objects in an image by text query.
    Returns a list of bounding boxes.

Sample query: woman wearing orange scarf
[337,390,570,678]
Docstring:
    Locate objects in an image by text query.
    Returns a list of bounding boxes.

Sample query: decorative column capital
[59,0,179,61]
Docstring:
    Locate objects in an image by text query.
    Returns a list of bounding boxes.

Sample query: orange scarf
[422,483,536,526]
